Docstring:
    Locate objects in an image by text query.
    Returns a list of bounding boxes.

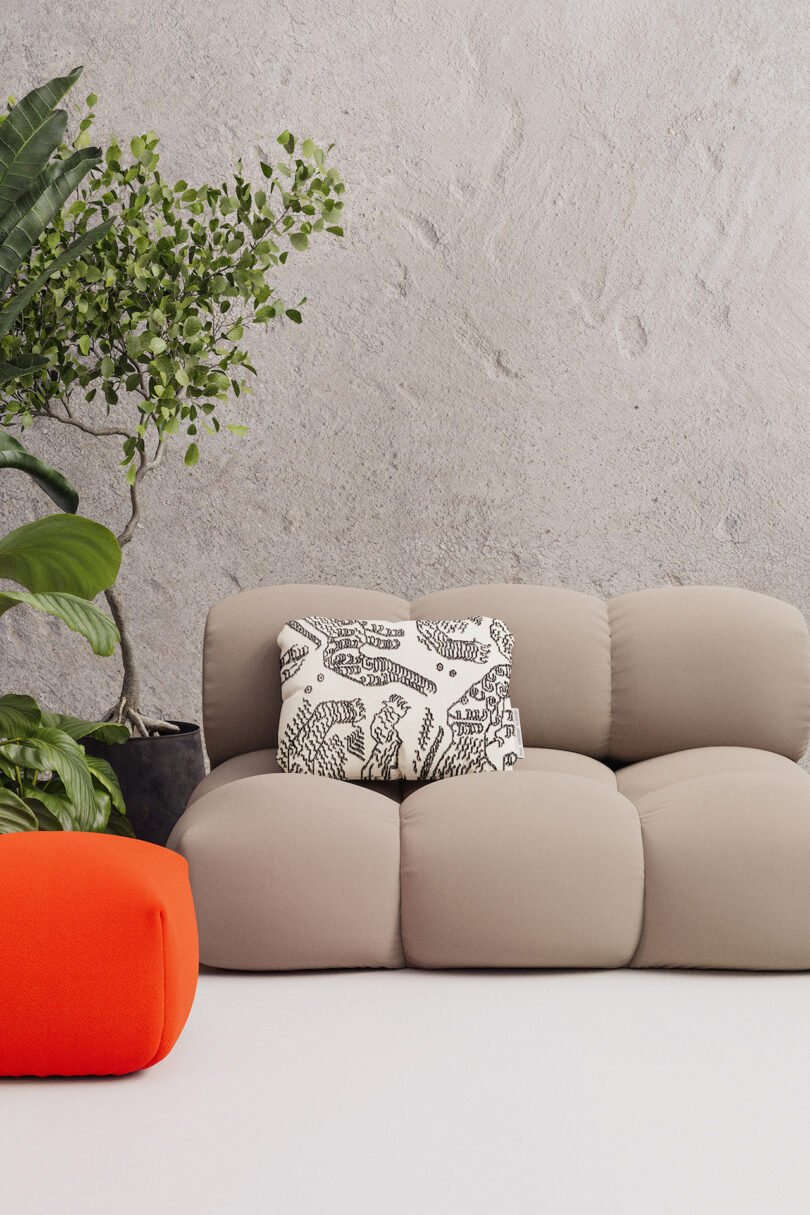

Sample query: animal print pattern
[277,617,519,781]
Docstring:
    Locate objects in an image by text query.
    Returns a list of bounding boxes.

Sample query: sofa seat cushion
[617,751,810,969]
[515,747,616,785]
[400,771,643,968]
[400,747,617,798]
[169,774,404,971]
[192,747,615,809]
[188,749,401,807]
[616,746,804,802]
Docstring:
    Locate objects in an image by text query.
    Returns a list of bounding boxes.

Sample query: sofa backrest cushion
[202,583,810,767]
[412,586,611,758]
[608,586,810,763]
[204,586,408,768]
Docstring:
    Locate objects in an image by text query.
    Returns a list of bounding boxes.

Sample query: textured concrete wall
[2,0,810,737]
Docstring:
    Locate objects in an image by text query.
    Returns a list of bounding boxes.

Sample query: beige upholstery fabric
[629,769,810,970]
[413,586,611,756]
[616,746,804,803]
[202,583,810,768]
[187,749,282,806]
[188,748,400,806]
[400,772,644,968]
[400,747,616,798]
[515,747,616,786]
[609,586,810,763]
[204,586,408,767]
[168,775,404,970]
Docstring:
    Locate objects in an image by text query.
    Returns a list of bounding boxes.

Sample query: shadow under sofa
[168,583,810,972]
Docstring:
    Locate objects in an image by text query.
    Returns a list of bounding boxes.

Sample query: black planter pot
[85,721,205,846]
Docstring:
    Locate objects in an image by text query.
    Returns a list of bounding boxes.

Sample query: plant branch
[43,404,131,440]
[118,453,145,546]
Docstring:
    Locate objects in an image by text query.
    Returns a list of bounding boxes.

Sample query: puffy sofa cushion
[609,587,810,763]
[0,833,198,1076]
[400,771,644,968]
[169,774,404,971]
[186,748,401,806]
[617,750,810,969]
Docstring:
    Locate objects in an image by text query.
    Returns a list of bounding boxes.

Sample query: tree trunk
[104,584,141,713]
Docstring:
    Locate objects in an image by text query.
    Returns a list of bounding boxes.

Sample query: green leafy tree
[1,99,344,735]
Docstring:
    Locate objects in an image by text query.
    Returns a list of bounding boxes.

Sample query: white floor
[3,966,810,1215]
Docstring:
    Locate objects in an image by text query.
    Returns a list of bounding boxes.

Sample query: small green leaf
[78,335,91,356]
[277,130,295,154]
[130,135,146,158]
[260,161,273,178]
[100,355,115,378]
[184,442,199,466]
[226,424,248,436]
[326,226,344,236]
[86,92,98,107]
[301,139,315,158]
[182,316,202,338]
[285,308,302,324]
[289,232,308,252]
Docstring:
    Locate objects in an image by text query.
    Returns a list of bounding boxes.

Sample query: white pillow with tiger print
[276,617,519,782]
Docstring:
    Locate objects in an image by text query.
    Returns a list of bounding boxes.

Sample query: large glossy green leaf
[0,149,106,292]
[0,693,41,738]
[84,753,125,813]
[0,726,96,828]
[0,217,113,338]
[0,148,98,246]
[105,806,135,837]
[0,432,79,511]
[0,66,81,211]
[24,775,113,831]
[0,351,47,388]
[0,513,121,595]
[20,783,75,830]
[0,787,38,833]
[0,589,119,655]
[39,710,128,745]
[27,798,64,831]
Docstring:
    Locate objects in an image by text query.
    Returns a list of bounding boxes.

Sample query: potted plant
[0,85,345,841]
[0,433,131,835]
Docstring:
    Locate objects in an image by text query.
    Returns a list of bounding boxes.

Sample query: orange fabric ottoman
[0,833,198,1077]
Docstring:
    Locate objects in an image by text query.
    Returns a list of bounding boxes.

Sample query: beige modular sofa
[168,584,810,972]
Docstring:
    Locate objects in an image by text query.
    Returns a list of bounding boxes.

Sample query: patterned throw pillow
[276,617,519,782]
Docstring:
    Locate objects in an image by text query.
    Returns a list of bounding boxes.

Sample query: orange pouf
[0,832,198,1077]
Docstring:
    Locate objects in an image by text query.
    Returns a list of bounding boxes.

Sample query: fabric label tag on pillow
[510,707,525,758]
[276,617,520,782]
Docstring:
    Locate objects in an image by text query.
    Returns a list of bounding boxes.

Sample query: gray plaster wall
[2,0,810,739]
